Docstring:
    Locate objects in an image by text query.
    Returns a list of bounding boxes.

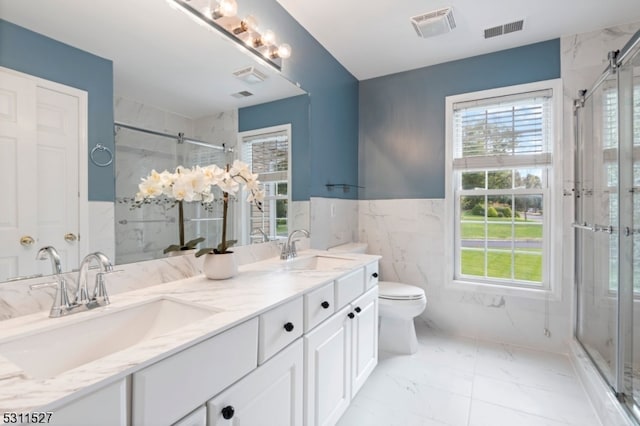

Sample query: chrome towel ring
[90,143,113,167]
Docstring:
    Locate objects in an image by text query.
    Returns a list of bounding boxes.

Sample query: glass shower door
[575,71,620,388]
[620,41,640,412]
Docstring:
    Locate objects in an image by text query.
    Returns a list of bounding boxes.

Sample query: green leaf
[216,239,237,254]
[185,237,205,249]
[163,244,182,254]
[195,248,214,258]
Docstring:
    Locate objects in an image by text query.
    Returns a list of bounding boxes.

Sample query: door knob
[355,307,362,313]
[64,233,78,242]
[284,322,294,332]
[321,301,330,309]
[20,236,35,247]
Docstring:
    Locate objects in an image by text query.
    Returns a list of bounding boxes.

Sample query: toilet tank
[327,242,368,254]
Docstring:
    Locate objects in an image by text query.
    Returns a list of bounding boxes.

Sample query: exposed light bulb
[211,0,237,19]
[233,15,258,34]
[262,30,276,45]
[277,43,291,59]
[253,30,276,48]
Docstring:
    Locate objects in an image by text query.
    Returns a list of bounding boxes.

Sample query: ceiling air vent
[233,66,268,84]
[410,7,456,38]
[231,91,254,99]
[484,20,524,39]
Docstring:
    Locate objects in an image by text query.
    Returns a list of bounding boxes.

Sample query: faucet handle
[93,272,110,305]
[30,278,72,317]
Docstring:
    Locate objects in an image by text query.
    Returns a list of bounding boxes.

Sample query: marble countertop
[0,250,380,413]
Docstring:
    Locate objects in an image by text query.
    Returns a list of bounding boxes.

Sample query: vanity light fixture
[167,0,291,71]
[211,0,238,19]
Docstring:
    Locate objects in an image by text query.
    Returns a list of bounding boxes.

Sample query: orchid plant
[133,160,264,255]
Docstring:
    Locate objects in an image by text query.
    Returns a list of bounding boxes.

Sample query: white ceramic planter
[202,252,238,280]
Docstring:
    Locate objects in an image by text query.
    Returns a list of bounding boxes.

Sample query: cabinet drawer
[304,282,335,332]
[173,406,206,426]
[132,318,258,425]
[365,262,379,290]
[335,268,365,309]
[259,296,303,364]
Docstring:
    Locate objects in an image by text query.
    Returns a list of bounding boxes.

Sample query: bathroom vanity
[0,251,379,426]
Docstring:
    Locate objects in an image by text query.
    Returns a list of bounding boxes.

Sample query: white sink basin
[282,255,356,271]
[0,297,219,379]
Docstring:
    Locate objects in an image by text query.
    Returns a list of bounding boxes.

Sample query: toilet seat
[378,281,425,301]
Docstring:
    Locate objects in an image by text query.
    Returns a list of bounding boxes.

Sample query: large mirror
[0,0,309,281]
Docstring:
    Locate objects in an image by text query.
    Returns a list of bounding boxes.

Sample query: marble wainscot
[0,245,378,413]
[0,239,309,321]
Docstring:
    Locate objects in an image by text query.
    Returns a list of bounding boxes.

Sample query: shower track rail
[114,122,227,151]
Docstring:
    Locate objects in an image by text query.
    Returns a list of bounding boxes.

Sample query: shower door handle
[571,222,596,232]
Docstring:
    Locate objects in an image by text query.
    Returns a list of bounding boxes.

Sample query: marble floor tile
[468,400,573,426]
[472,375,600,426]
[338,322,602,426]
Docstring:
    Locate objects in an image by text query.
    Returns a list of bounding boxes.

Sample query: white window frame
[237,124,292,245]
[444,79,563,300]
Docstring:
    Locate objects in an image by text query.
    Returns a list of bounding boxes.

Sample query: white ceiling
[0,0,305,119]
[276,0,640,80]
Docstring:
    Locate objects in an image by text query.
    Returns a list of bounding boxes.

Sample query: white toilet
[378,281,426,354]
[328,243,427,355]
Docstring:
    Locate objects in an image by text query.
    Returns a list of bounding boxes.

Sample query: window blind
[242,130,289,182]
[453,90,553,169]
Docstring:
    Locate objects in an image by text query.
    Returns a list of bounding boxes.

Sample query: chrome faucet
[75,252,113,306]
[250,227,270,243]
[280,229,310,260]
[36,246,71,317]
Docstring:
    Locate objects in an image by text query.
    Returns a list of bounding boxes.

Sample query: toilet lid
[378,281,425,301]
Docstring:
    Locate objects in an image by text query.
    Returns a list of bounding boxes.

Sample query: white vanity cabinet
[207,339,303,426]
[305,284,379,426]
[350,286,378,396]
[131,318,259,425]
[47,378,127,426]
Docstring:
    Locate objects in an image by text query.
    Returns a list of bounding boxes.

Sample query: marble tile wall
[309,197,359,250]
[358,199,571,353]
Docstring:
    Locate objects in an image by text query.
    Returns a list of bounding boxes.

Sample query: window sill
[449,278,561,301]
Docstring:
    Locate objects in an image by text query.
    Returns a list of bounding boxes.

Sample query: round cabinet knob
[372,272,379,278]
[354,307,362,313]
[347,312,355,319]
[221,405,235,420]
[284,322,294,332]
[64,233,78,242]
[20,236,35,247]
[321,301,330,309]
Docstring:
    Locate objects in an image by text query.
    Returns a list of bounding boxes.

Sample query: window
[240,125,291,243]
[445,80,562,291]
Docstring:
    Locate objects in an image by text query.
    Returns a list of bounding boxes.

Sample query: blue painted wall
[0,19,114,202]
[239,94,310,201]
[358,39,561,200]
[240,0,360,200]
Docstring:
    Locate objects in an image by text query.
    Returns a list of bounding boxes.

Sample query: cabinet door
[304,306,352,426]
[48,378,127,426]
[208,339,303,426]
[350,286,378,397]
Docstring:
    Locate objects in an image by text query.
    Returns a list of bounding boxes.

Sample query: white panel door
[350,287,378,397]
[208,339,303,426]
[0,67,85,281]
[35,86,80,274]
[0,69,37,280]
[304,305,352,426]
